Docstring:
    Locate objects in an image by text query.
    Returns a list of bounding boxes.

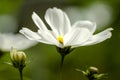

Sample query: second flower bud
[10,48,26,69]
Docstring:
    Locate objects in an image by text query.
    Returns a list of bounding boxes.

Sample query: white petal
[37,30,60,46]
[72,21,96,33]
[45,7,71,35]
[81,28,113,46]
[0,33,38,51]
[32,12,48,31]
[64,28,91,46]
[20,28,41,40]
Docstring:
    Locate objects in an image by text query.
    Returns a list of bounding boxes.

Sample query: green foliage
[0,0,23,14]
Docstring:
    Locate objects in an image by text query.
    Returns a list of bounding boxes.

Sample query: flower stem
[60,54,65,67]
[59,54,65,80]
[88,78,96,80]
[0,51,4,58]
[19,68,23,80]
[88,76,96,80]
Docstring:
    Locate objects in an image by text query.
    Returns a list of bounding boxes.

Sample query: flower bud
[10,48,26,68]
[76,66,105,80]
[88,66,99,74]
[86,66,105,80]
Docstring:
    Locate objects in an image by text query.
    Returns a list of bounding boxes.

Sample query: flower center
[57,35,64,44]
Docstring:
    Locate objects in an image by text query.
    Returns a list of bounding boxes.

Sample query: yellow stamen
[57,35,64,44]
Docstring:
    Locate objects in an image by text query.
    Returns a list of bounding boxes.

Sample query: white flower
[20,7,113,48]
[0,33,38,51]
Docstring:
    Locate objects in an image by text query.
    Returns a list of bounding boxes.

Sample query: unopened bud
[86,66,105,80]
[10,48,26,68]
[76,66,105,80]
[89,66,99,74]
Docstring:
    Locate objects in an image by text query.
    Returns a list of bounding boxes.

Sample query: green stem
[88,79,96,80]
[60,54,65,67]
[0,51,4,58]
[88,77,96,80]
[19,68,23,80]
[59,54,66,80]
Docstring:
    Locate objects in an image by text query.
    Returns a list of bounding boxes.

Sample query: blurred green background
[0,0,120,80]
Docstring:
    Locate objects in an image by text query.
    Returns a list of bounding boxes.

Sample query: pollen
[57,35,64,44]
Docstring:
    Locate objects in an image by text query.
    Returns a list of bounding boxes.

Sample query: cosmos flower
[0,33,38,51]
[20,7,113,48]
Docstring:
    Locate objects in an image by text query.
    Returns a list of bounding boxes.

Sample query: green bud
[88,66,99,74]
[10,48,26,69]
[77,66,106,80]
